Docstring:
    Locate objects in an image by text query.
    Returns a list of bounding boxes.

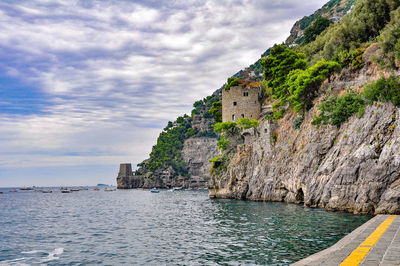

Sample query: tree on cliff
[261,45,308,101]
[304,17,332,44]
[208,101,222,123]
[287,60,341,113]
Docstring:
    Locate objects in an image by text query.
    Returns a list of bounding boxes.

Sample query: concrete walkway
[293,215,400,266]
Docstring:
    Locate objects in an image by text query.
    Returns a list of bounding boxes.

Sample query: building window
[232,114,235,120]
[233,102,237,106]
[241,114,244,118]
[243,92,249,97]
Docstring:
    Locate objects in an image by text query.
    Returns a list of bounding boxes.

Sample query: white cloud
[0,0,327,186]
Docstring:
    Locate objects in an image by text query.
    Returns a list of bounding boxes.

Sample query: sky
[0,0,327,187]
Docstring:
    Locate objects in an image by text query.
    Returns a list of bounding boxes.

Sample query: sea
[0,188,372,265]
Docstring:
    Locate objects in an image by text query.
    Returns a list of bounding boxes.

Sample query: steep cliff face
[182,137,219,185]
[209,65,400,214]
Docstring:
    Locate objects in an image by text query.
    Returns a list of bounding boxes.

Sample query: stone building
[222,80,262,122]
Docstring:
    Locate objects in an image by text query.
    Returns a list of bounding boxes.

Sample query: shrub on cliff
[304,17,333,44]
[213,121,238,136]
[312,92,365,126]
[288,60,341,113]
[236,118,260,129]
[335,45,367,70]
[299,0,400,64]
[217,135,231,151]
[363,76,400,107]
[378,7,400,68]
[208,101,222,123]
[292,114,304,130]
[225,77,239,90]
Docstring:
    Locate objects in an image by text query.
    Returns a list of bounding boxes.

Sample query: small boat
[0,191,3,194]
[20,187,33,191]
[173,187,184,191]
[104,188,116,192]
[61,190,72,193]
[9,189,18,193]
[41,190,53,193]
[150,189,160,193]
[70,188,80,192]
[93,188,100,191]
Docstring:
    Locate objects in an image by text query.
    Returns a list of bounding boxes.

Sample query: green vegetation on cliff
[304,17,333,44]
[364,76,400,107]
[144,114,193,176]
[262,0,400,126]
[139,92,221,177]
[298,0,400,64]
[210,118,259,176]
[312,92,365,126]
[208,101,222,123]
[225,77,239,90]
[378,7,400,68]
[313,76,400,126]
[261,45,340,118]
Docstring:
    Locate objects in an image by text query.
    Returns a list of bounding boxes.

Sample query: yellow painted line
[340,215,397,266]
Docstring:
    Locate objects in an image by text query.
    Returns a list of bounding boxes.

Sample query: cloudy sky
[0,0,327,187]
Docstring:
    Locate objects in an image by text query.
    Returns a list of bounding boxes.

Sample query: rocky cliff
[209,58,400,214]
[182,137,219,184]
[117,91,221,189]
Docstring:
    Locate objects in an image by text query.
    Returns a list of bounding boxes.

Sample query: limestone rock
[210,64,400,214]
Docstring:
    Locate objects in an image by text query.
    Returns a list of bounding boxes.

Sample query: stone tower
[118,163,133,177]
[222,80,261,122]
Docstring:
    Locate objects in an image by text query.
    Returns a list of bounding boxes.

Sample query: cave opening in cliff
[296,188,304,203]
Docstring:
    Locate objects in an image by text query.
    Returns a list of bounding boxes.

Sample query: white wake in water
[41,248,64,262]
[0,257,29,266]
[0,247,65,265]
[21,250,43,254]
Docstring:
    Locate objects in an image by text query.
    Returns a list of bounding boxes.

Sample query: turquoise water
[0,189,371,265]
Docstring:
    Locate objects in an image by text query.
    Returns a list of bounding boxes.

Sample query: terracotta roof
[238,79,261,88]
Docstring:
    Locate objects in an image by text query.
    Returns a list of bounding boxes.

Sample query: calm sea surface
[0,188,372,265]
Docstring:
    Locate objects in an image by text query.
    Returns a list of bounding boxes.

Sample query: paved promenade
[293,215,400,266]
